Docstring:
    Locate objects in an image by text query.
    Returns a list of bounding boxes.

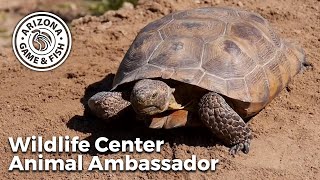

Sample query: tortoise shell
[112,7,305,116]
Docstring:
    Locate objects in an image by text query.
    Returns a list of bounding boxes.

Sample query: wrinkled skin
[88,79,252,155]
[130,79,174,115]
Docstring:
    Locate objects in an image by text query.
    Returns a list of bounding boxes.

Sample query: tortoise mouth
[138,105,167,116]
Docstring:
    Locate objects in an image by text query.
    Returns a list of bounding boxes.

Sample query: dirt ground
[1,0,320,179]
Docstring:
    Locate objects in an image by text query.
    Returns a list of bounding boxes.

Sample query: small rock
[78,26,85,31]
[237,1,244,7]
[214,0,221,4]
[114,9,130,18]
[147,2,163,13]
[104,10,116,17]
[121,2,134,10]
[98,21,112,31]
[71,15,98,26]
[293,29,302,34]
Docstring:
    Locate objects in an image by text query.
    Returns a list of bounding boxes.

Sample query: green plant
[87,0,138,15]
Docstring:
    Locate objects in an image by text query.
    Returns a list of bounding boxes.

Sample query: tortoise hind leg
[198,92,252,155]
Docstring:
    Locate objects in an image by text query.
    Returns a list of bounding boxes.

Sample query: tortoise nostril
[151,92,158,99]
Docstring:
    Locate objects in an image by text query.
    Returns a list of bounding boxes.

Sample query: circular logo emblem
[12,12,72,71]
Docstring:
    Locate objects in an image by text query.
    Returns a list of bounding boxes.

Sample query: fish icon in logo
[31,29,53,52]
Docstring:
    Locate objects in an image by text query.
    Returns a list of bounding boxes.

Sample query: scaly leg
[88,91,131,120]
[198,92,252,155]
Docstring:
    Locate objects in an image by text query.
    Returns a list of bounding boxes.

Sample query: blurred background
[0,0,139,47]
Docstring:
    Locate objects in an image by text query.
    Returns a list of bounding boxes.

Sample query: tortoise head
[131,79,183,116]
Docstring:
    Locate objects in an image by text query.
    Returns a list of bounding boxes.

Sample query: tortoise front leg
[88,91,131,120]
[198,92,252,155]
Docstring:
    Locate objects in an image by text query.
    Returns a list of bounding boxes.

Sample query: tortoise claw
[229,139,251,156]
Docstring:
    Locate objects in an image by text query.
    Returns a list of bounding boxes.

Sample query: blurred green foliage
[87,0,138,15]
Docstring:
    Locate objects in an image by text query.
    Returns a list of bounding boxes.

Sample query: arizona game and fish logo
[12,12,72,71]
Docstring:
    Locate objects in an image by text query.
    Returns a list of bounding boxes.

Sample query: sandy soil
[1,0,320,179]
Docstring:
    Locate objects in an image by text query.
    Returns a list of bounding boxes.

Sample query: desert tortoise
[88,7,306,154]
